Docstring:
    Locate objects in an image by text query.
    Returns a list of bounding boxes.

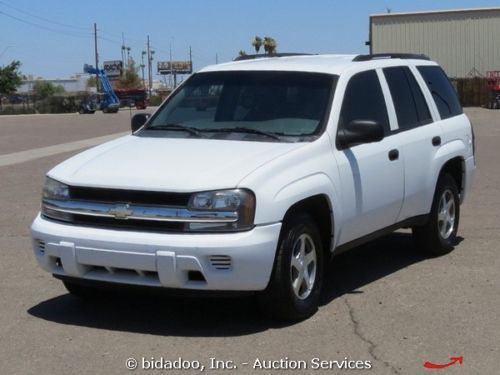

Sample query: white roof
[371,6,500,18]
[200,54,437,76]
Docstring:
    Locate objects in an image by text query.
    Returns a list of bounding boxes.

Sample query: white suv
[31,53,475,320]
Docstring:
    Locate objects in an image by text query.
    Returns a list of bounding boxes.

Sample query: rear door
[380,66,440,220]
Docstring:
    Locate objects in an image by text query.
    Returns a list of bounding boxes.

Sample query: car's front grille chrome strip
[42,199,238,223]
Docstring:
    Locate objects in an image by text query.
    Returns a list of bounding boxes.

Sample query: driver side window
[338,70,390,135]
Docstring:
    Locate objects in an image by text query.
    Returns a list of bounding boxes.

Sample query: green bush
[148,95,164,106]
[0,106,36,115]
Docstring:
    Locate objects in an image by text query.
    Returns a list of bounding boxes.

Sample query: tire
[258,213,324,321]
[63,280,107,299]
[412,174,460,256]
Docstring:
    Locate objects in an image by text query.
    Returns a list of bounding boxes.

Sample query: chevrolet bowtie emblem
[108,204,133,220]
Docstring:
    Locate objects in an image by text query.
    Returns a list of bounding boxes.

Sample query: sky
[1,0,499,79]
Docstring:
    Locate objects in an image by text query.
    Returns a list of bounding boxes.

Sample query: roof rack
[234,53,315,61]
[353,53,431,62]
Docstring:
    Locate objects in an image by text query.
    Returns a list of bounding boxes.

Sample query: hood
[49,135,305,192]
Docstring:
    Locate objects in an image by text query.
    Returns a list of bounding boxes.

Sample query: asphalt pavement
[0,108,498,374]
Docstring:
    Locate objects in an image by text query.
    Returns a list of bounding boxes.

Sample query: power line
[98,35,123,46]
[0,10,92,38]
[0,0,89,31]
[99,29,145,45]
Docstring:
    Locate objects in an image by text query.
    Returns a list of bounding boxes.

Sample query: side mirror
[337,120,384,149]
[131,113,150,132]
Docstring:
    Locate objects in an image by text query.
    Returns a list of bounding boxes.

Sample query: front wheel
[258,213,324,321]
[412,174,460,255]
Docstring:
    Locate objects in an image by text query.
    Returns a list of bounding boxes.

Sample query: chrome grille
[42,186,238,233]
[68,186,191,206]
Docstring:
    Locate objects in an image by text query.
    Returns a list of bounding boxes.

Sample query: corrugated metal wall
[371,9,500,78]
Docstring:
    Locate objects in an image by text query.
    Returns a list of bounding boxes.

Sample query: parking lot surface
[0,108,499,374]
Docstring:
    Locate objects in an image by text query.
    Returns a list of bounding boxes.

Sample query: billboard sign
[103,60,123,78]
[486,71,500,79]
[158,61,192,74]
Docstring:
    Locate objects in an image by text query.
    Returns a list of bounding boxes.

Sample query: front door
[333,69,404,245]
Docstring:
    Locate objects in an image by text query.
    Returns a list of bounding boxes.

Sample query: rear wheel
[412,174,460,255]
[258,213,324,321]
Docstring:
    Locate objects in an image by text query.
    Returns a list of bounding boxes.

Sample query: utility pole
[94,22,99,92]
[215,53,218,64]
[169,43,173,89]
[189,46,192,73]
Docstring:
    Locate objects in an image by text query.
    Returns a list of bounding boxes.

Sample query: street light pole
[94,22,99,92]
[150,49,155,94]
[141,51,146,88]
[146,35,151,97]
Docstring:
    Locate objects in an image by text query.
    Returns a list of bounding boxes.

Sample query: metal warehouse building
[369,7,500,78]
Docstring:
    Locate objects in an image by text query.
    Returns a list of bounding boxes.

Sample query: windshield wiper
[204,127,282,140]
[146,123,204,138]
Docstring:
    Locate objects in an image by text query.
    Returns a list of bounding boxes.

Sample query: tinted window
[339,70,390,134]
[406,68,433,125]
[417,66,463,119]
[383,67,432,130]
[145,71,335,142]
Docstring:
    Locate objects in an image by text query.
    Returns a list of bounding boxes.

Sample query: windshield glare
[143,71,336,142]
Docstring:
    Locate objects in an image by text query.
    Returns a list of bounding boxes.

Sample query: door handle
[432,136,441,146]
[388,149,399,161]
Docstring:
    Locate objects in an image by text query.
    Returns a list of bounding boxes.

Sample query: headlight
[43,177,69,200]
[41,177,71,221]
[187,189,255,232]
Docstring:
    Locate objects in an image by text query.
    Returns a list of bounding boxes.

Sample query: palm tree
[263,37,277,55]
[239,50,247,57]
[252,36,263,54]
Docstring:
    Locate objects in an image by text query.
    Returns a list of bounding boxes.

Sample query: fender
[424,139,467,211]
[268,173,342,252]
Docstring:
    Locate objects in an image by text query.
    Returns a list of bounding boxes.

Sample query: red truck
[114,88,148,109]
[486,71,500,109]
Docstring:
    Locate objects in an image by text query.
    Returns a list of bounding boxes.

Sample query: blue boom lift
[84,64,120,113]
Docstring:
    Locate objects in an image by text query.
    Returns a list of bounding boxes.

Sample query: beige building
[369,7,500,78]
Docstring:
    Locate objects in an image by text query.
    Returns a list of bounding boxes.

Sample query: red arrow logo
[424,356,463,369]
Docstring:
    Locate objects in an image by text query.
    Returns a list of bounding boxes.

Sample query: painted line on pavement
[0,132,128,167]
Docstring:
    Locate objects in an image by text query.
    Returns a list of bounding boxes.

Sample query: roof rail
[353,53,431,62]
[234,53,315,61]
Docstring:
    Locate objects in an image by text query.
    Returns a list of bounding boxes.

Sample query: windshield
[141,71,336,142]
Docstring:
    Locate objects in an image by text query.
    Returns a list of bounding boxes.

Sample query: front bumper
[31,214,281,291]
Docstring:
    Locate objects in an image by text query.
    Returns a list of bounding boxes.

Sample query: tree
[263,37,278,55]
[117,57,141,89]
[32,81,65,99]
[238,50,247,57]
[252,36,263,54]
[86,76,97,89]
[0,60,22,96]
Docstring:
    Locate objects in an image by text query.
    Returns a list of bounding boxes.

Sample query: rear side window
[383,66,432,130]
[417,66,463,120]
[339,70,390,134]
